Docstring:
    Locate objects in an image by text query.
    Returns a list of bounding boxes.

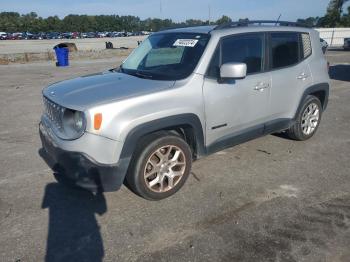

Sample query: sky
[0,0,342,22]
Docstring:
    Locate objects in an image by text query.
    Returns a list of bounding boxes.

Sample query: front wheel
[126,133,192,200]
[286,95,322,141]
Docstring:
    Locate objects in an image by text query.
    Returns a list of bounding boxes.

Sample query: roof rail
[158,24,212,32]
[213,20,310,30]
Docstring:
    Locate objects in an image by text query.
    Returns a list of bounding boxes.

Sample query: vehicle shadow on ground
[329,64,350,82]
[42,182,107,262]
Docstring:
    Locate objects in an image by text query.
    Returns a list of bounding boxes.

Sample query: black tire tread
[286,95,322,141]
[126,131,192,200]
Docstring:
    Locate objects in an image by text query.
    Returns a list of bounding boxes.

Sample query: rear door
[203,33,271,146]
[268,32,313,119]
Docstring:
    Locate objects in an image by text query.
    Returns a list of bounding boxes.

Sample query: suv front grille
[43,96,64,130]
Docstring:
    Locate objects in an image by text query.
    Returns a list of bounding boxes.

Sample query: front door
[203,33,271,147]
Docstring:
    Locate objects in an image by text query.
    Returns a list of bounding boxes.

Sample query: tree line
[0,0,349,33]
[0,12,233,33]
[297,0,350,27]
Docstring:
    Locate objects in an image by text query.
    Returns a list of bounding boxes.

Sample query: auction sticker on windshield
[173,39,198,47]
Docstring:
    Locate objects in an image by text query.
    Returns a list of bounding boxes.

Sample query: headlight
[61,109,86,140]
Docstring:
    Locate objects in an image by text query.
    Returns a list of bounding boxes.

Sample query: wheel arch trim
[117,113,206,183]
[294,82,329,119]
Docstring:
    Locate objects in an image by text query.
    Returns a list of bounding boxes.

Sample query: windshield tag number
[173,39,198,47]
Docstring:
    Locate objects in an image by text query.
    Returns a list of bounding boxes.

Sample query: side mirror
[220,62,247,79]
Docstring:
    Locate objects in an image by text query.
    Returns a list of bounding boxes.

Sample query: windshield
[120,32,210,80]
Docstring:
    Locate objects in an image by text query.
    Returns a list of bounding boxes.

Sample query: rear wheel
[286,95,322,141]
[126,132,192,200]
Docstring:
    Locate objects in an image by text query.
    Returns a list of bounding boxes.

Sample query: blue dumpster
[54,47,69,67]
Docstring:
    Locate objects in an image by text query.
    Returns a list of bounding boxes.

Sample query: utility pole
[208,4,211,25]
[160,0,162,17]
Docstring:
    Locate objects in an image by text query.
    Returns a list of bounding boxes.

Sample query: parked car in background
[344,38,350,50]
[96,32,107,38]
[86,32,97,38]
[8,32,23,40]
[47,32,62,39]
[22,32,35,40]
[132,31,145,36]
[106,32,114,37]
[39,21,330,200]
[61,32,77,39]
[106,31,123,37]
[72,32,80,39]
[60,32,69,39]
[62,32,80,39]
[37,32,48,40]
[0,32,7,40]
[320,38,328,53]
[0,30,145,40]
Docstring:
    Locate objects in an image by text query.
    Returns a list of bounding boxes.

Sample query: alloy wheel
[301,102,320,135]
[143,145,186,193]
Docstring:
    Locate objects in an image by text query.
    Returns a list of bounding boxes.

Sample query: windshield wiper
[109,64,123,73]
[134,71,153,79]
[118,66,154,79]
[109,67,118,72]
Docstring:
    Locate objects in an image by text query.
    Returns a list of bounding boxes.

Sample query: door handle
[297,72,309,80]
[254,82,269,91]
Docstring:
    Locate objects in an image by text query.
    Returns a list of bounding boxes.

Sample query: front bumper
[39,123,124,192]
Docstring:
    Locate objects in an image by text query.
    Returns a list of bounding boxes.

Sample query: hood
[43,71,175,110]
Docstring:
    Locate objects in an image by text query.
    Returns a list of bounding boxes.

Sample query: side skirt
[205,118,292,155]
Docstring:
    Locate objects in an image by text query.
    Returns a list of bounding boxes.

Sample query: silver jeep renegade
[39,21,330,200]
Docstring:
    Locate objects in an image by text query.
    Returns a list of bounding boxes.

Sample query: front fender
[111,113,206,186]
[119,113,206,161]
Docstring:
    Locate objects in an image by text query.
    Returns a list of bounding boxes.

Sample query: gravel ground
[0,36,146,54]
[0,50,349,262]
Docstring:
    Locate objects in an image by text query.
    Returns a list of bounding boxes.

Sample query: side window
[301,33,312,58]
[221,34,264,74]
[271,32,299,69]
[206,33,264,78]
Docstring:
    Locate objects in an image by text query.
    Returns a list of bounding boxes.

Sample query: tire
[286,95,322,141]
[126,132,192,200]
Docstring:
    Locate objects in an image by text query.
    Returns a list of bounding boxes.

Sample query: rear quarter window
[301,33,312,58]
